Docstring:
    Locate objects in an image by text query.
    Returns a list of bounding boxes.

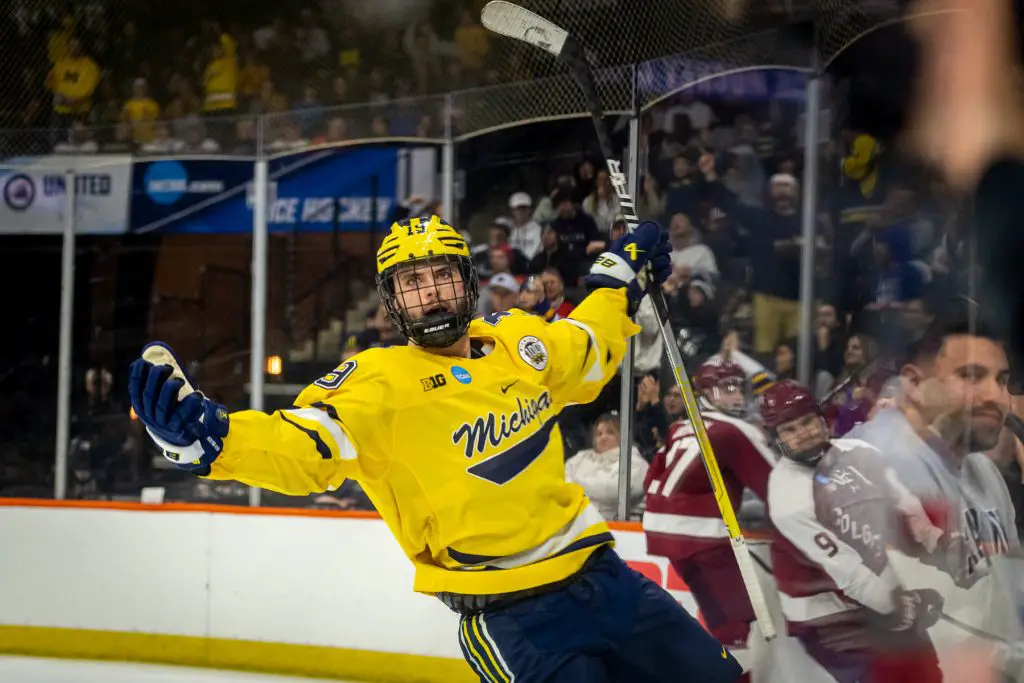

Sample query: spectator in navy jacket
[550,189,605,266]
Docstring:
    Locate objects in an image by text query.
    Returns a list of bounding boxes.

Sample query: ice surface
[0,656,361,683]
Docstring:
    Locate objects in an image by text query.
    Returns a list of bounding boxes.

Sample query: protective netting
[477,0,813,133]
[473,0,962,139]
[0,0,948,147]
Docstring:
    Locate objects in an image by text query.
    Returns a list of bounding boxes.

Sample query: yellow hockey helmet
[376,214,470,273]
[374,215,479,348]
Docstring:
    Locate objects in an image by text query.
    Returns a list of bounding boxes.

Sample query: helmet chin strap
[408,310,464,348]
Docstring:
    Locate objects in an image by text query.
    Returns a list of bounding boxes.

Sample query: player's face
[710,379,746,415]
[393,260,466,322]
[908,335,1011,453]
[776,412,829,458]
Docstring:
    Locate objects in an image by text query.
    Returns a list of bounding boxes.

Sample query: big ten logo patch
[421,373,447,392]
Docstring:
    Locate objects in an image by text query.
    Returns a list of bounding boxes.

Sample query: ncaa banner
[129,146,428,234]
[0,156,132,234]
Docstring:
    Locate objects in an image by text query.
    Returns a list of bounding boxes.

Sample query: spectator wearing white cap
[507,191,543,259]
[477,272,521,318]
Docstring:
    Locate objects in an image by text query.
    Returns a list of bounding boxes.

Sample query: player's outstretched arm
[537,221,671,405]
[129,343,361,496]
[770,469,904,617]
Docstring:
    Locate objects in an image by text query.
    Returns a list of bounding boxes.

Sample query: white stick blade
[480,1,569,56]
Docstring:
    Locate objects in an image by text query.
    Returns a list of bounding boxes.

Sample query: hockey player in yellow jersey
[129,214,741,683]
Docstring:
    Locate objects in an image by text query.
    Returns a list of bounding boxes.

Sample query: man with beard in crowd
[828,301,1024,681]
[550,189,606,268]
[842,301,1018,587]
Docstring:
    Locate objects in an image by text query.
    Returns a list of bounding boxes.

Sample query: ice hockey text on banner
[0,156,131,234]
[130,146,436,234]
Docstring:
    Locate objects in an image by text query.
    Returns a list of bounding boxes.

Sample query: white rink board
[0,505,702,662]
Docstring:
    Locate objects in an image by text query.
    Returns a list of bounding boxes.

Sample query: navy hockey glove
[877,588,944,633]
[584,221,671,314]
[128,342,229,475]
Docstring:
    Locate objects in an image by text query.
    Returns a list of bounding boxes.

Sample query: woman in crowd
[564,413,649,521]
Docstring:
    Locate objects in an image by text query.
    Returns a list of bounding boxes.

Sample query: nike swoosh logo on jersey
[501,380,519,394]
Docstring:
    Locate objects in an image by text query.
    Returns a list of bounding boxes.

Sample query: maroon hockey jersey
[643,410,777,560]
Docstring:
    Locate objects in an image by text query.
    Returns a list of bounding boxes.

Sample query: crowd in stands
[2,2,1021,518]
[0,0,500,155]
[321,83,1005,518]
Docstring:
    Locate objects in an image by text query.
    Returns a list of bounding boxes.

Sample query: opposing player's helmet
[759,379,829,466]
[375,215,479,348]
[693,361,748,417]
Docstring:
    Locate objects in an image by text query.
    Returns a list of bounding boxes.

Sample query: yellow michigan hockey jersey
[205,288,639,595]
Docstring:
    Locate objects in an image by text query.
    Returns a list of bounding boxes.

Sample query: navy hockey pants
[456,547,742,683]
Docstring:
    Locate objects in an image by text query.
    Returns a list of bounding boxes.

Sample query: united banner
[0,156,132,234]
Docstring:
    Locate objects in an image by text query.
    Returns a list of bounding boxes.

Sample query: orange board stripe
[0,498,770,538]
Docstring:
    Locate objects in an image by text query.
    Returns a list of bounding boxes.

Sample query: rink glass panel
[62,136,255,505]
[0,231,61,498]
[254,100,444,510]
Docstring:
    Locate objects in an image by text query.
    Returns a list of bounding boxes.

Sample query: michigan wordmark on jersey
[202,288,640,596]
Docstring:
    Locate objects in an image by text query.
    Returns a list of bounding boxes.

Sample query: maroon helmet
[759,379,829,465]
[693,361,748,417]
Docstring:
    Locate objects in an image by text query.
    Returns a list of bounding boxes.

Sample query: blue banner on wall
[130,147,398,234]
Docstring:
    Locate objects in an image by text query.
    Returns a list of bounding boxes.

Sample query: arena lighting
[265,355,283,376]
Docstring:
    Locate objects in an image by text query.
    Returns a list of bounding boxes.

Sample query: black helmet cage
[376,252,479,348]
[768,414,831,467]
[706,377,749,418]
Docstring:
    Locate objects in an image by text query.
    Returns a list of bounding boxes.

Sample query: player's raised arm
[128,343,379,496]
[538,221,671,405]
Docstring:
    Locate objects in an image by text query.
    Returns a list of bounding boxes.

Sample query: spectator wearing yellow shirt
[121,78,160,145]
[203,34,238,114]
[46,38,100,126]
[454,9,490,76]
[337,23,362,70]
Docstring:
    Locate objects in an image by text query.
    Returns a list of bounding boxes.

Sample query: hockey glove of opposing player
[128,342,228,476]
[584,221,672,314]
[878,588,944,633]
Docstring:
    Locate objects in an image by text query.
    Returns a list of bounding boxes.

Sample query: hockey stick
[755,543,1009,643]
[481,0,777,641]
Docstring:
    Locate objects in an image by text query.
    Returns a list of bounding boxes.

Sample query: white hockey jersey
[768,441,904,638]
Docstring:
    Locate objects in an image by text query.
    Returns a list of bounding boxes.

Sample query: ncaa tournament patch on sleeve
[518,335,548,371]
